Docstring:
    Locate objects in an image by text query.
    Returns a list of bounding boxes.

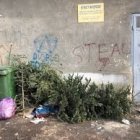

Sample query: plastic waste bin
[0,66,15,99]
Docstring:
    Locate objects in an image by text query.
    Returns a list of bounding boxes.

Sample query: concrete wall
[0,0,139,84]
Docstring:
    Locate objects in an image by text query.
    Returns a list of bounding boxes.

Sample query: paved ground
[1,109,140,140]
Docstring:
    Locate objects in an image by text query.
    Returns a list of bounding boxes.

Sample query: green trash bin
[0,66,15,99]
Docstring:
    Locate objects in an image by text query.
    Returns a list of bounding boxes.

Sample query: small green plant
[14,62,39,111]
[30,64,63,105]
[13,60,132,122]
[57,76,132,123]
[14,62,63,111]
[57,75,90,123]
[94,83,132,120]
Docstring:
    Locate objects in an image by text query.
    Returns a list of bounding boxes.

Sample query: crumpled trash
[32,103,59,118]
[0,97,16,120]
[25,114,34,119]
[91,121,104,132]
[30,117,46,124]
[122,119,130,125]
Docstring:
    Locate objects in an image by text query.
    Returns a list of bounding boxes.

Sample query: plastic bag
[0,97,16,120]
[32,105,50,118]
[32,103,59,118]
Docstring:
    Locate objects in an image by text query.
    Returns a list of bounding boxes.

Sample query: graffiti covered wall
[0,0,140,83]
[31,34,58,67]
[72,42,130,71]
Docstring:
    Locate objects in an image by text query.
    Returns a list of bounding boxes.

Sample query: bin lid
[0,66,13,75]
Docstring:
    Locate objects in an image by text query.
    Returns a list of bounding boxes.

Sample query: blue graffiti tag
[31,34,58,67]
